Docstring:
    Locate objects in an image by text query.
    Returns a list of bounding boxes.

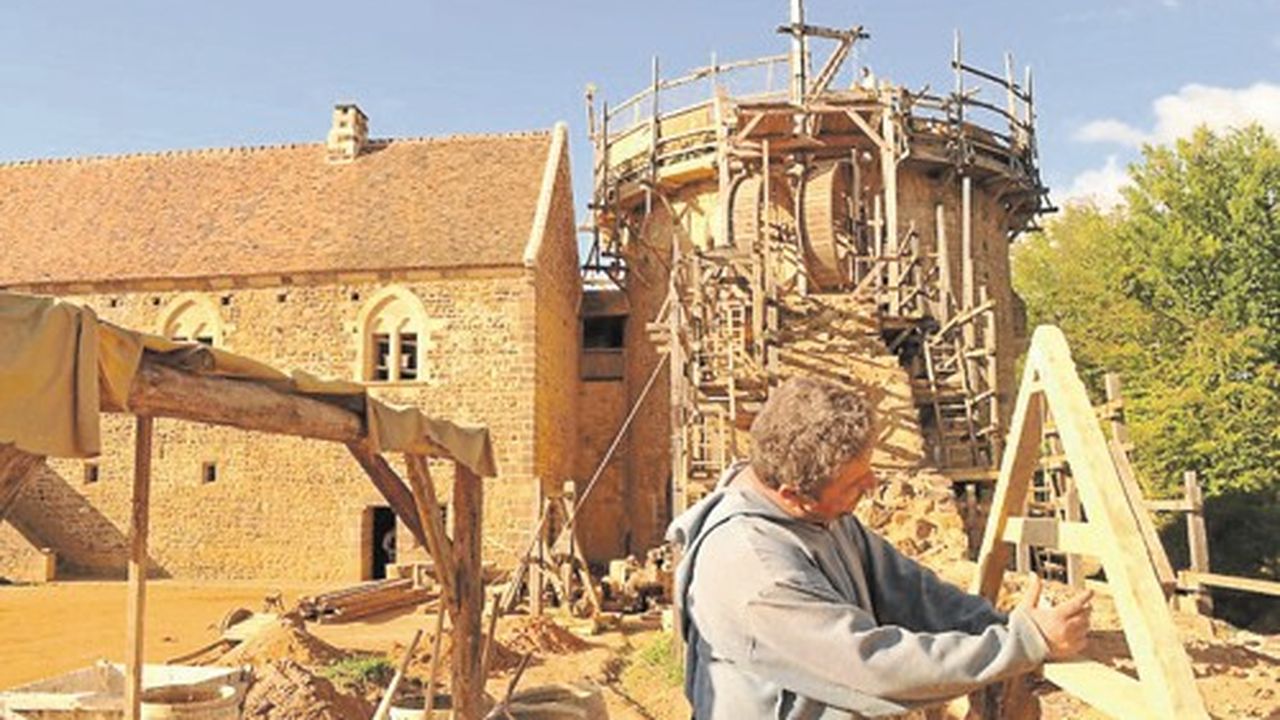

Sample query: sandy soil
[5,579,1275,719]
[0,579,324,688]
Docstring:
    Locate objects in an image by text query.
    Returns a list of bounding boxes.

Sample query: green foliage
[320,656,395,691]
[631,631,683,688]
[1012,125,1280,607]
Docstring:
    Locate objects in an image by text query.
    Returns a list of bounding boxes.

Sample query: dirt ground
[3,578,1276,719]
[0,579,326,688]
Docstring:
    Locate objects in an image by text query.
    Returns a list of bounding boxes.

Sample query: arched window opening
[358,287,431,383]
[159,294,223,347]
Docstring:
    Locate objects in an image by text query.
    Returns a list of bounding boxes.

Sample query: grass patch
[629,631,683,688]
[320,655,395,691]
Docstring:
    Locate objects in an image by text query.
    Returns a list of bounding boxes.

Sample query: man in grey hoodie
[667,376,1092,718]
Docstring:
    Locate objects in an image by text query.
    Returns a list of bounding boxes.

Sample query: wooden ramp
[971,326,1208,720]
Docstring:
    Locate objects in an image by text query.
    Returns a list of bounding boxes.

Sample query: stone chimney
[326,103,368,162]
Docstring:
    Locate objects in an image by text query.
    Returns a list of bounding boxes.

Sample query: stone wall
[531,128,582,503]
[6,272,552,581]
[573,380,628,563]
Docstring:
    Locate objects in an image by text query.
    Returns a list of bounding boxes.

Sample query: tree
[1013,125,1280,625]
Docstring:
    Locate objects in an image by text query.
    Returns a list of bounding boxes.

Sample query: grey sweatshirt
[667,465,1048,719]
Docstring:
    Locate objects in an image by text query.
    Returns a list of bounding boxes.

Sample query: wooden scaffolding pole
[124,416,154,720]
[451,463,484,720]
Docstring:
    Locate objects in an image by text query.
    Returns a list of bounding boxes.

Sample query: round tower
[585,9,1049,551]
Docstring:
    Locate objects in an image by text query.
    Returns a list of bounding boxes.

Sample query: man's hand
[1018,573,1093,659]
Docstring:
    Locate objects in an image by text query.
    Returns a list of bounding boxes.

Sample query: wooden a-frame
[971,326,1208,720]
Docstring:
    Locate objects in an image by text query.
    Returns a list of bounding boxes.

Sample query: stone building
[0,105,582,582]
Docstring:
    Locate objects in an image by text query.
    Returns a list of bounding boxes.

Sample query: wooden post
[1184,470,1213,615]
[1063,482,1084,590]
[935,203,951,323]
[451,463,484,720]
[124,416,154,720]
[403,454,457,612]
[881,109,900,316]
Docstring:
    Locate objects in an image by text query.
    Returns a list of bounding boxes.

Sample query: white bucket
[140,684,240,720]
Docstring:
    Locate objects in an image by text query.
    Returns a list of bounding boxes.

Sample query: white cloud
[1074,119,1150,147]
[1075,82,1280,148]
[1057,155,1130,210]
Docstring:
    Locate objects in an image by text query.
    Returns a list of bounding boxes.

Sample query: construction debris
[211,615,347,668]
[298,578,436,624]
[241,659,372,720]
[501,616,592,657]
[600,547,673,613]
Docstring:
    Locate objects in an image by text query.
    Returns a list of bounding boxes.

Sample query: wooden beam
[1033,328,1207,718]
[129,361,363,444]
[1181,571,1280,597]
[404,454,457,611]
[345,444,428,551]
[1042,660,1156,720]
[1001,517,1098,557]
[451,463,484,720]
[0,444,44,523]
[972,365,1044,599]
[124,416,154,720]
[1109,441,1177,593]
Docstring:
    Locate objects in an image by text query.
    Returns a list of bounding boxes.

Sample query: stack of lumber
[298,579,436,624]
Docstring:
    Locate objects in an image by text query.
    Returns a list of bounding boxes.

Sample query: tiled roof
[0,131,554,286]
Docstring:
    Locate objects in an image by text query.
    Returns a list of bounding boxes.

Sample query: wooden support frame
[3,310,496,719]
[124,416,154,720]
[972,326,1208,720]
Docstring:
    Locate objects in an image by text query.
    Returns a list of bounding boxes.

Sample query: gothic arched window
[356,287,429,383]
[158,293,223,347]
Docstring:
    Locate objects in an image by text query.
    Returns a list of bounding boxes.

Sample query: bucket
[389,693,452,720]
[140,684,240,720]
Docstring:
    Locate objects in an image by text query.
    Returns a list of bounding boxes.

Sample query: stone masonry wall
[7,273,542,581]
[573,380,628,563]
[532,135,582,504]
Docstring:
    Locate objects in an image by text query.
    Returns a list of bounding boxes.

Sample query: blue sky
[1,1,1277,217]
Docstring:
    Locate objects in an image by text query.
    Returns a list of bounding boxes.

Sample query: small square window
[84,463,100,484]
[201,462,218,484]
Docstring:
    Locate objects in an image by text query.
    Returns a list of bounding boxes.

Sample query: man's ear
[776,483,813,511]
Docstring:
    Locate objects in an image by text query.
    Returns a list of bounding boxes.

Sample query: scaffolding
[586,4,1051,514]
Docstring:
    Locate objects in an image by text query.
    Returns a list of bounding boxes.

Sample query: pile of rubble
[242,659,372,720]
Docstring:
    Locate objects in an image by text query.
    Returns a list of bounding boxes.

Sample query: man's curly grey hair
[749,376,874,498]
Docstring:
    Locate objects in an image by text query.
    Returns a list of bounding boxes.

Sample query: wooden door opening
[370,506,396,580]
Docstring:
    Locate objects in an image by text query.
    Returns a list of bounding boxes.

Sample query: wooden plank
[971,361,1044,599]
[404,454,457,613]
[1182,571,1280,597]
[1001,517,1098,557]
[451,463,484,720]
[1144,499,1192,513]
[0,444,44,523]
[124,416,154,720]
[345,444,428,550]
[1042,660,1156,720]
[1109,440,1177,592]
[1033,327,1207,719]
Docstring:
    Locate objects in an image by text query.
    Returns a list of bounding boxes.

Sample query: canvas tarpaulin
[0,292,496,477]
